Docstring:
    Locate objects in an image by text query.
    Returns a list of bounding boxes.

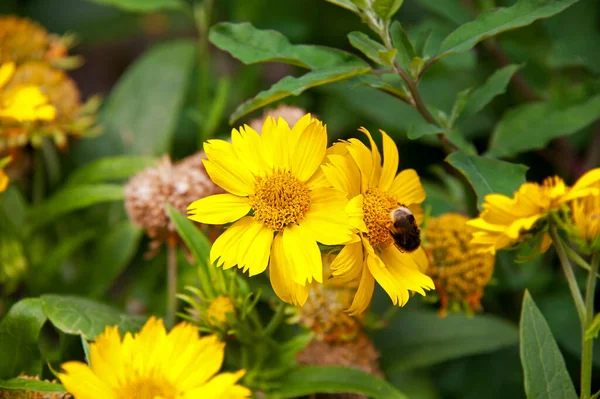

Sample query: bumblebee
[389,206,421,252]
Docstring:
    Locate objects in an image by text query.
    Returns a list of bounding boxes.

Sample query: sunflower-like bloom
[468,169,600,254]
[58,317,251,399]
[0,62,55,123]
[424,213,495,316]
[320,128,434,315]
[187,115,354,306]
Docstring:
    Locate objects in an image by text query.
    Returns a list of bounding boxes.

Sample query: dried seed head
[124,153,223,255]
[0,16,66,65]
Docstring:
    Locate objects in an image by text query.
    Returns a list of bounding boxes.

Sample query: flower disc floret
[362,188,400,249]
[250,170,311,231]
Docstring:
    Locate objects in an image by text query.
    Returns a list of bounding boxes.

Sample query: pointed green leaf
[390,21,417,71]
[488,94,600,157]
[269,366,408,399]
[408,123,445,139]
[586,313,600,340]
[0,299,47,379]
[27,184,124,230]
[348,32,388,65]
[446,152,528,209]
[209,23,365,70]
[66,156,156,185]
[373,0,404,20]
[0,378,65,392]
[325,0,361,13]
[447,130,478,155]
[230,66,371,123]
[84,0,181,12]
[166,205,210,270]
[41,295,145,340]
[449,87,473,125]
[462,64,521,118]
[374,309,518,372]
[520,291,577,399]
[438,0,580,58]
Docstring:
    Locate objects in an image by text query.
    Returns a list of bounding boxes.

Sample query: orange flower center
[249,170,311,231]
[362,188,400,250]
[119,377,176,399]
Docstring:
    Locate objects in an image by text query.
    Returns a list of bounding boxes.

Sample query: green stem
[166,243,178,327]
[263,302,287,337]
[581,254,599,399]
[32,149,45,204]
[193,0,214,148]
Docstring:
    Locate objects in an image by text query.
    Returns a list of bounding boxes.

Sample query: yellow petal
[378,130,399,191]
[299,187,354,245]
[236,221,273,276]
[380,245,435,297]
[269,234,310,306]
[184,370,251,399]
[346,194,367,232]
[0,170,8,192]
[0,62,15,88]
[321,153,362,197]
[203,140,255,195]
[291,120,327,181]
[188,194,251,225]
[388,169,426,204]
[231,125,268,176]
[365,250,407,306]
[58,361,114,399]
[88,326,125,389]
[571,168,600,193]
[358,127,382,188]
[210,216,254,268]
[409,246,429,273]
[203,159,254,197]
[347,260,375,315]
[330,241,363,282]
[347,138,373,192]
[282,224,322,284]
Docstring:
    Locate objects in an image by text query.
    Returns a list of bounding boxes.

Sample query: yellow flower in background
[468,169,600,254]
[570,194,600,252]
[0,62,56,122]
[423,213,495,316]
[321,128,434,315]
[188,115,354,306]
[58,317,251,399]
[0,155,9,192]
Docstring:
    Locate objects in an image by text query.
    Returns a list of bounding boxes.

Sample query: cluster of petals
[0,62,55,122]
[58,317,250,399]
[468,168,600,254]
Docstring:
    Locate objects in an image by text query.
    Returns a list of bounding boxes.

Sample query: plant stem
[166,243,178,327]
[263,302,286,337]
[582,254,599,399]
[193,0,214,147]
[32,149,45,204]
[551,226,586,324]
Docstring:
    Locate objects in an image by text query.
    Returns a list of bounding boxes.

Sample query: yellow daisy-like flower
[570,193,600,253]
[187,115,354,306]
[0,62,56,122]
[58,317,251,399]
[468,168,600,254]
[321,128,434,315]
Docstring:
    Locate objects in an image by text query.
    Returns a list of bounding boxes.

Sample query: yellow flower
[321,128,434,315]
[570,194,600,252]
[207,295,236,328]
[187,115,354,306]
[468,169,600,254]
[0,62,56,122]
[423,213,495,316]
[0,155,9,192]
[58,317,251,399]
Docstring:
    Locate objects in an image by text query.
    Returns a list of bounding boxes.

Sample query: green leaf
[209,22,364,70]
[447,130,478,155]
[407,123,445,139]
[66,155,156,185]
[166,205,210,270]
[449,87,473,125]
[414,0,472,25]
[84,0,181,12]
[268,366,408,399]
[0,299,47,379]
[27,184,124,230]
[446,152,528,209]
[230,66,371,123]
[41,295,145,340]
[462,64,521,119]
[325,0,361,13]
[88,222,143,297]
[488,94,600,157]
[374,309,518,373]
[373,0,404,20]
[0,378,65,392]
[390,21,417,71]
[348,32,389,66]
[586,313,600,340]
[438,0,580,58]
[72,40,195,162]
[354,75,411,103]
[520,291,577,399]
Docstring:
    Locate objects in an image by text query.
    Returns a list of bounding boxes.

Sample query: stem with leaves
[582,254,599,399]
